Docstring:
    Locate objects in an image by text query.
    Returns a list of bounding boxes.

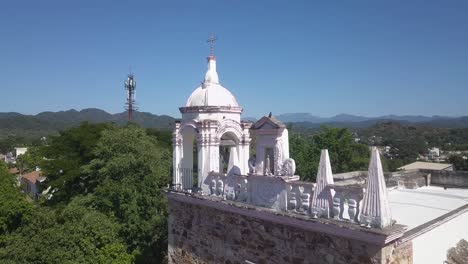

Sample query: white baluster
[348,199,357,222]
[332,197,341,219]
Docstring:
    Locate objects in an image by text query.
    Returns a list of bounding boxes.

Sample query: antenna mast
[124,72,137,122]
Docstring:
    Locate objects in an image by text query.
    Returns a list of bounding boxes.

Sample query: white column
[255,147,265,175]
[240,122,251,175]
[210,144,220,174]
[172,123,182,189]
[239,144,250,175]
[227,145,243,175]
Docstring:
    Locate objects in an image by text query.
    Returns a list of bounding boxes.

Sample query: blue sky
[1,1,467,118]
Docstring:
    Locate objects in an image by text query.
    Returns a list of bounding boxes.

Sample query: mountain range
[1,109,467,139]
[274,113,457,124]
[0,108,175,139]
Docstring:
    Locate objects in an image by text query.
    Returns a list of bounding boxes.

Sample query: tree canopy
[0,162,33,236]
[0,196,134,264]
[1,123,172,263]
[290,126,369,181]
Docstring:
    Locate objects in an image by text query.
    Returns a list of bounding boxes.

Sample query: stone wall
[422,170,468,188]
[391,170,429,189]
[167,193,411,264]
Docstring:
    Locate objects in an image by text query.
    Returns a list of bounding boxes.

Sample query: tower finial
[204,33,219,84]
[207,33,217,57]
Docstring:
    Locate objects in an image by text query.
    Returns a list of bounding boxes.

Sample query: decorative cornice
[179,106,243,114]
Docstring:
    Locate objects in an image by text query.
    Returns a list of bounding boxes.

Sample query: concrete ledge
[166,190,406,246]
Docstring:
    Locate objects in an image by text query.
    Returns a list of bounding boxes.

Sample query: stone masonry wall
[167,196,412,264]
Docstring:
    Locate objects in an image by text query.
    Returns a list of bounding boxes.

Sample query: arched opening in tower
[219,131,240,175]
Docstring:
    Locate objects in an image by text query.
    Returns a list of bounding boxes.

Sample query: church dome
[185,83,239,107]
[185,56,239,108]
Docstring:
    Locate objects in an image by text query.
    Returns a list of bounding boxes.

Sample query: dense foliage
[40,122,112,204]
[290,126,369,181]
[449,155,468,171]
[1,198,134,263]
[0,123,172,263]
[0,162,33,236]
[359,122,468,171]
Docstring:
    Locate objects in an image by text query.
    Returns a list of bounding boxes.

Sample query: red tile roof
[22,171,41,184]
[8,167,19,174]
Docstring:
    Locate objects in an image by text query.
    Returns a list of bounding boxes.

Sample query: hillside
[1,109,468,140]
[276,113,468,128]
[0,109,175,139]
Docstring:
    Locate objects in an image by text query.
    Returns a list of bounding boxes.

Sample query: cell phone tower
[124,72,137,122]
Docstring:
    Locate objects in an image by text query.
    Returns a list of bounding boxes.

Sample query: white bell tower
[172,35,251,194]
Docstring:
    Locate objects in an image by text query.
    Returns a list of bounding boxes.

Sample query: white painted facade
[172,53,299,195]
[15,147,28,157]
[172,55,251,194]
[250,116,292,176]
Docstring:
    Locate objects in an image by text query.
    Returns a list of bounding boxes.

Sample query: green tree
[290,126,369,181]
[0,162,33,236]
[16,146,42,174]
[289,133,316,180]
[449,155,468,171]
[0,196,133,263]
[84,125,171,262]
[40,122,112,204]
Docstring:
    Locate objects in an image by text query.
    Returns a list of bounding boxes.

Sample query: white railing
[287,181,314,213]
[197,173,364,225]
[328,185,364,223]
[179,167,193,191]
[207,172,249,202]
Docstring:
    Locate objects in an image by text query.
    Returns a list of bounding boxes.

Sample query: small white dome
[185,83,239,107]
[184,56,239,107]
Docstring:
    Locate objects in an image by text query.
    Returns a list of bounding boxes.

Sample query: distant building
[4,152,15,164]
[21,170,46,199]
[427,147,441,161]
[15,147,28,157]
[8,167,19,175]
[398,161,453,171]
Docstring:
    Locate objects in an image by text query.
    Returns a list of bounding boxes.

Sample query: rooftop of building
[8,167,19,174]
[388,186,468,229]
[398,161,453,171]
[22,170,45,184]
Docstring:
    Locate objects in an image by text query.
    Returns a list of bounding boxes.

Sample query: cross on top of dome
[182,34,240,108]
[207,33,217,58]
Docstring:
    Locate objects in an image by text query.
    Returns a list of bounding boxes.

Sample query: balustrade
[328,185,364,223]
[287,181,314,213]
[177,167,193,191]
[174,172,364,226]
